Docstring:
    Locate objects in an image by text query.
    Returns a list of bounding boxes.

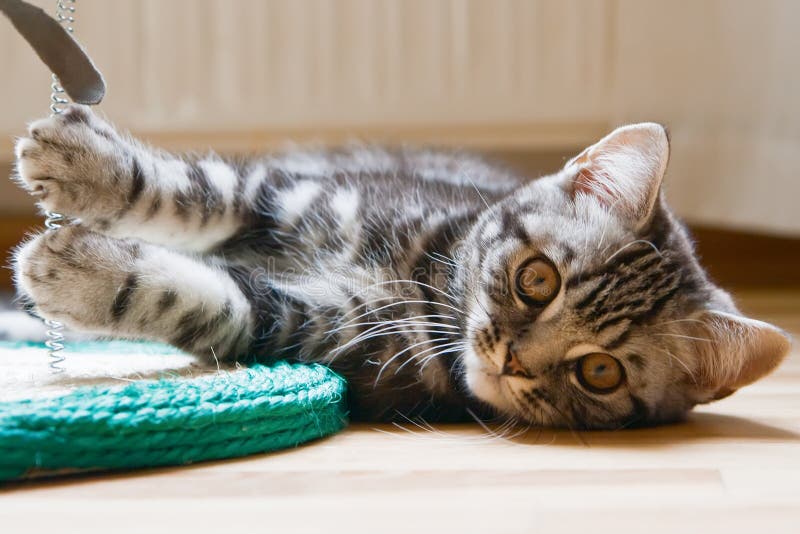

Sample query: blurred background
[0,0,798,291]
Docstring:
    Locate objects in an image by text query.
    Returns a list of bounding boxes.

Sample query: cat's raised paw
[14,225,142,332]
[14,105,129,218]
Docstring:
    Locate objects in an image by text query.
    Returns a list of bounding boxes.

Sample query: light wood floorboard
[1,289,799,533]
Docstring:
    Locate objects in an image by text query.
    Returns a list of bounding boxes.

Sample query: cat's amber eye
[576,353,625,394]
[514,257,560,306]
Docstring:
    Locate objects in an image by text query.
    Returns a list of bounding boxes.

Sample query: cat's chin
[463,346,519,417]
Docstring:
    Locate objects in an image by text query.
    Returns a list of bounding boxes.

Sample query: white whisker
[326,315,459,336]
[393,341,466,375]
[372,337,446,378]
[330,327,456,359]
[655,318,709,327]
[338,299,465,329]
[654,333,712,343]
[604,239,662,263]
[417,344,468,372]
[654,345,697,385]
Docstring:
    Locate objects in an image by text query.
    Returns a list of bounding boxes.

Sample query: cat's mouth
[462,345,520,416]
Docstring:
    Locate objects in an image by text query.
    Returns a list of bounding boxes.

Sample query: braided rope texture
[0,344,348,481]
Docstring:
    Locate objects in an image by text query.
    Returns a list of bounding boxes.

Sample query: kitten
[9,105,791,428]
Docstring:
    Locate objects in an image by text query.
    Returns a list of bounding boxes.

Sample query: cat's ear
[691,310,791,401]
[564,123,669,230]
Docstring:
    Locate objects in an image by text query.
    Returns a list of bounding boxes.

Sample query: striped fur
[9,106,789,427]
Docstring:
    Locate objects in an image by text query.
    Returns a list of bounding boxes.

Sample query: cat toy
[1,0,105,372]
[42,0,79,374]
[0,0,348,481]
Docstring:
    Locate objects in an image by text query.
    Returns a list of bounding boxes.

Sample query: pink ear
[691,310,791,400]
[566,123,669,230]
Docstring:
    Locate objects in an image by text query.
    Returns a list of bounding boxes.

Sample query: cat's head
[458,123,791,429]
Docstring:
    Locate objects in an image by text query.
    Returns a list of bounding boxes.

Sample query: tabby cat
[9,105,791,427]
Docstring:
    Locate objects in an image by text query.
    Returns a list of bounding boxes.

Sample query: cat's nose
[502,348,530,378]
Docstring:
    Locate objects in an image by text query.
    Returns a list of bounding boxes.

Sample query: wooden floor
[1,290,799,533]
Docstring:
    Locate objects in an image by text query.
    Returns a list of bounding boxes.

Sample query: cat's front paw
[14,105,130,218]
[14,225,141,333]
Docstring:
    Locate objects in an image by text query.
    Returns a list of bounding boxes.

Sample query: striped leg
[14,105,247,253]
[14,225,254,360]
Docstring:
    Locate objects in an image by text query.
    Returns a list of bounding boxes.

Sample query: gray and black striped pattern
[9,106,789,428]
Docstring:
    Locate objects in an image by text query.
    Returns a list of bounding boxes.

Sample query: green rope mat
[0,341,348,481]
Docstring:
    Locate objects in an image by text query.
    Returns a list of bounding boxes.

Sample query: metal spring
[44,0,77,372]
[50,1,75,115]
